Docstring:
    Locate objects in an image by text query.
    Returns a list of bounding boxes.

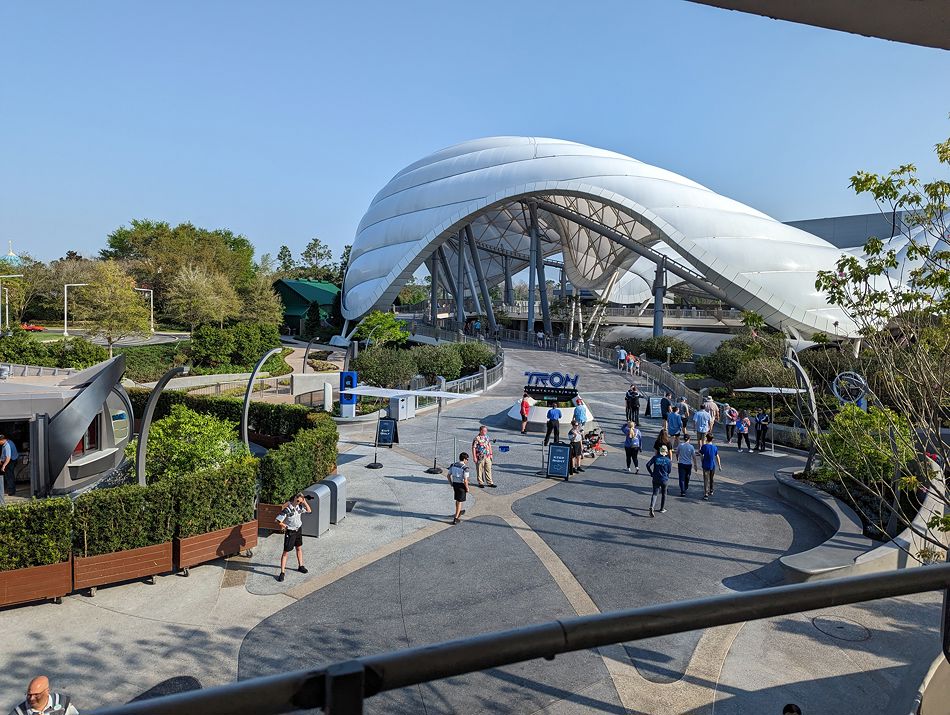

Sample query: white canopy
[734,387,804,395]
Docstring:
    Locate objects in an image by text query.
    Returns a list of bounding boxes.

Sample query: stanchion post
[425,397,444,474]
[367,413,383,469]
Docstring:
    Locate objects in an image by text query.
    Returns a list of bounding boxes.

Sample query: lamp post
[241,347,284,448]
[136,363,190,486]
[0,274,23,332]
[134,287,154,334]
[3,288,9,336]
[63,283,88,337]
[302,335,319,374]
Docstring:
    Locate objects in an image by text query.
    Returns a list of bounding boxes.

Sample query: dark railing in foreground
[90,564,950,715]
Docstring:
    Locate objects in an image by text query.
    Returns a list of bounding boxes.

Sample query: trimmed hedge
[258,414,339,504]
[450,342,497,375]
[126,388,319,440]
[0,498,73,572]
[412,344,462,382]
[73,482,175,558]
[171,455,258,539]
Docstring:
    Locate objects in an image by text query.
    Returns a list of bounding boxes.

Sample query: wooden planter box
[257,503,284,531]
[73,542,173,592]
[174,520,258,572]
[0,559,72,608]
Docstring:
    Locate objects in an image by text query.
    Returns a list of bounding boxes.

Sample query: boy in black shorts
[447,452,470,524]
[275,492,312,582]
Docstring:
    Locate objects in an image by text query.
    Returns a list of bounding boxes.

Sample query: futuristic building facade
[342,137,903,339]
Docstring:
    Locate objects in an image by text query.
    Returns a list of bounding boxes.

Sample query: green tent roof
[274,279,340,304]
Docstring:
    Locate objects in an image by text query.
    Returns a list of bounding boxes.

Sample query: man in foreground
[275,492,312,581]
[10,676,78,715]
[447,452,470,524]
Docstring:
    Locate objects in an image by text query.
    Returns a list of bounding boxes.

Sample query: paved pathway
[0,346,940,714]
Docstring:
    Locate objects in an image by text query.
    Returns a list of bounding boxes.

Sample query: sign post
[367,416,398,470]
[546,443,571,481]
[648,396,663,418]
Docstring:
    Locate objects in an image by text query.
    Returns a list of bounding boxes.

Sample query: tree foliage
[74,260,150,357]
[354,310,409,347]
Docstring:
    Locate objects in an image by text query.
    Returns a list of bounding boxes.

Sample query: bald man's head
[27,676,50,709]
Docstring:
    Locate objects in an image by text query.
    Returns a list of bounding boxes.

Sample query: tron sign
[524,371,579,389]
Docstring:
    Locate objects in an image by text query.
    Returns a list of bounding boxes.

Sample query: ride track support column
[652,257,667,338]
[465,225,498,335]
[456,230,466,327]
[530,202,553,337]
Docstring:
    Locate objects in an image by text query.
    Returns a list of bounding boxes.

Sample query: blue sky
[1,0,948,263]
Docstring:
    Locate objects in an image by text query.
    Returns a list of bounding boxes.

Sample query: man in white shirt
[275,493,312,582]
[10,676,78,715]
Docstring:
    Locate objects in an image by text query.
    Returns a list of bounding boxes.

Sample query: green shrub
[258,415,339,504]
[697,348,744,383]
[450,342,497,375]
[261,347,294,377]
[191,325,236,367]
[73,482,174,557]
[172,455,258,538]
[351,346,417,388]
[815,404,915,487]
[53,338,109,369]
[641,336,693,363]
[115,342,191,382]
[141,404,249,483]
[0,498,73,571]
[412,344,462,382]
[0,328,55,366]
[125,388,319,439]
[731,358,797,389]
[230,322,282,366]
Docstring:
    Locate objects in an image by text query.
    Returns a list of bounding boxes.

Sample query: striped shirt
[276,503,306,530]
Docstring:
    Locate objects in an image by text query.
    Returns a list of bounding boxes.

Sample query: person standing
[653,427,671,456]
[10,676,79,715]
[625,352,635,375]
[754,407,771,452]
[691,404,712,443]
[659,392,672,421]
[543,403,562,446]
[666,405,683,449]
[568,420,584,474]
[573,398,589,429]
[275,493,312,582]
[646,445,672,517]
[700,434,723,500]
[677,397,691,421]
[617,346,627,370]
[625,385,640,423]
[536,329,545,348]
[621,420,641,473]
[471,425,496,488]
[519,391,531,434]
[724,403,738,442]
[0,434,19,497]
[704,398,720,435]
[446,452,470,524]
[736,410,752,451]
[675,433,698,497]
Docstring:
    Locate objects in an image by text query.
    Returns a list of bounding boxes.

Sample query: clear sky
[1,0,948,263]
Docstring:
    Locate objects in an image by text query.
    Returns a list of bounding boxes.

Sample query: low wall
[915,653,950,715]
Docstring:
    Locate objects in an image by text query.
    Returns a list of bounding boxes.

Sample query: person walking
[536,329,545,348]
[645,445,672,517]
[676,433,698,496]
[676,396,691,421]
[10,676,79,715]
[625,385,641,424]
[736,410,752,452]
[0,434,19,497]
[621,420,641,473]
[659,392,672,421]
[573,398,589,429]
[653,427,671,456]
[724,403,738,442]
[754,407,771,452]
[568,420,584,474]
[471,425,496,488]
[519,391,531,434]
[625,352,635,375]
[704,398,720,435]
[666,405,683,449]
[275,493,312,582]
[446,452,470,524]
[543,403,562,446]
[691,404,712,443]
[700,434,723,500]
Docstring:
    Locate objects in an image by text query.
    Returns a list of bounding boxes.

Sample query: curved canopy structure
[343,136,863,337]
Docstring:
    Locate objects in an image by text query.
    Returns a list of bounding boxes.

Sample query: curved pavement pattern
[238,347,941,714]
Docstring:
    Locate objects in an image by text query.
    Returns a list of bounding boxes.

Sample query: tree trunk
[108,340,114,359]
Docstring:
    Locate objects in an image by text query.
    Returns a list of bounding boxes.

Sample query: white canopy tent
[734,387,805,456]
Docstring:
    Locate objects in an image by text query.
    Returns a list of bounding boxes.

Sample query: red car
[20,323,45,332]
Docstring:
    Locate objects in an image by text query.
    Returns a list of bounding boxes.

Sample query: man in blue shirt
[544,403,562,446]
[645,445,672,517]
[700,434,723,501]
[666,406,683,448]
[692,405,713,442]
[1,434,19,497]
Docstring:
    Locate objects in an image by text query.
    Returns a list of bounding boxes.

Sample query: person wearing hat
[645,445,672,517]
[724,403,738,442]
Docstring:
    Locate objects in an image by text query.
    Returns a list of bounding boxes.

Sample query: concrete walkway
[0,347,940,714]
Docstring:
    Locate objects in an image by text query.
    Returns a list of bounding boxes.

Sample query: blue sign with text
[524,372,579,389]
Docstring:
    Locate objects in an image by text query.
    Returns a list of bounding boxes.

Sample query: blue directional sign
[547,443,571,479]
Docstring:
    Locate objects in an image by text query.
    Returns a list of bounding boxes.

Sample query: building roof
[273,279,339,317]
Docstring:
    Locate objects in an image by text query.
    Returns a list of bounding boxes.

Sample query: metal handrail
[89,564,950,715]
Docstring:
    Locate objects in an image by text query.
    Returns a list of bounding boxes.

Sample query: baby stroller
[582,428,607,458]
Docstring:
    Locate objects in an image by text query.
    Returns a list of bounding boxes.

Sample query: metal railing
[168,376,294,399]
[89,563,950,715]
[0,362,77,378]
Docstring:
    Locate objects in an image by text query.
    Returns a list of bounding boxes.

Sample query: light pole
[63,283,88,337]
[241,347,284,448]
[0,274,23,332]
[136,363,190,486]
[134,287,155,334]
[3,288,9,336]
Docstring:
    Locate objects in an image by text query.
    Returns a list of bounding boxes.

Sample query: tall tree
[74,261,150,358]
[333,244,352,284]
[165,264,224,331]
[241,273,284,326]
[300,237,333,274]
[276,245,296,274]
[209,272,241,328]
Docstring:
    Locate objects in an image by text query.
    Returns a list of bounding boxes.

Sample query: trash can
[320,474,347,524]
[388,395,416,421]
[300,483,331,538]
